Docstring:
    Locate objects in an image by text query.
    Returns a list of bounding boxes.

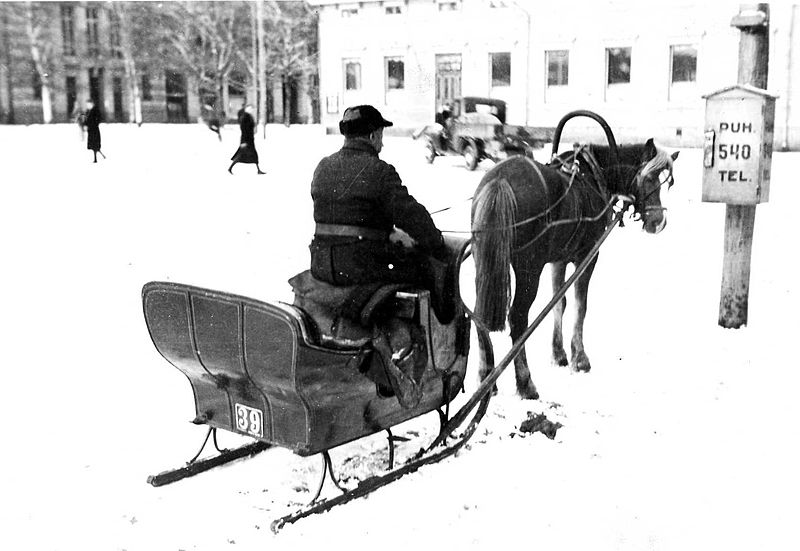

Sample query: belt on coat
[315,223,389,241]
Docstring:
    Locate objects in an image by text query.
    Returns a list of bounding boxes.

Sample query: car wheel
[463,143,478,171]
[424,139,436,164]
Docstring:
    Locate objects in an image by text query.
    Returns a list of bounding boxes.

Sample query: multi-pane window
[670,44,697,83]
[490,52,511,87]
[385,5,402,15]
[86,7,100,57]
[141,74,152,101]
[344,60,361,91]
[386,57,404,90]
[606,47,631,85]
[60,5,76,56]
[341,6,358,17]
[438,1,460,11]
[546,50,569,86]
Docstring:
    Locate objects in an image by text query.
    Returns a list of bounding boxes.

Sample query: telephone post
[713,4,772,328]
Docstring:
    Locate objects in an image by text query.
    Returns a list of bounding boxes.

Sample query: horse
[470,138,679,400]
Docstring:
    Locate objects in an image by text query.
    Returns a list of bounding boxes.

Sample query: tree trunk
[256,0,267,136]
[1,5,15,123]
[217,75,227,124]
[24,3,51,123]
[116,5,142,125]
[40,84,52,123]
[283,74,290,127]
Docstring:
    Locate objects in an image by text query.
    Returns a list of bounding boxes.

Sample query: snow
[1,122,798,551]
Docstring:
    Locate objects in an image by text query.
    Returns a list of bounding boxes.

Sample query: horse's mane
[585,142,674,193]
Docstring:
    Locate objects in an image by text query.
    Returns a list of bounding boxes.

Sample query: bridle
[628,162,674,223]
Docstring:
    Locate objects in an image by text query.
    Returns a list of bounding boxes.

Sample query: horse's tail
[471,176,517,332]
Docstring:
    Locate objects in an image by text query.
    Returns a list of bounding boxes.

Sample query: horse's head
[631,138,679,234]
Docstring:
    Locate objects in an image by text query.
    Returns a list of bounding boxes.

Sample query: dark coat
[309,139,446,286]
[230,111,259,163]
[85,106,102,151]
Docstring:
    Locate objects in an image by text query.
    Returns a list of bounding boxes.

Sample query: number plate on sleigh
[234,403,264,438]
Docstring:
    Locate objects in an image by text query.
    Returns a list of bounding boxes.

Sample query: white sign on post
[701,84,776,205]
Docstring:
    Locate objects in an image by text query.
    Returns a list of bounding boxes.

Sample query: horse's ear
[671,151,680,161]
[643,138,656,160]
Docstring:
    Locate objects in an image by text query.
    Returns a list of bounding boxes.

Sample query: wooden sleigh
[142,272,471,485]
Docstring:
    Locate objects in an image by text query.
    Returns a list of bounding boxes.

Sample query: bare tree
[22,1,55,123]
[264,1,318,126]
[161,2,250,124]
[110,3,142,125]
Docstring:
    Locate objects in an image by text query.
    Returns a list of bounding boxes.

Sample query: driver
[309,104,451,301]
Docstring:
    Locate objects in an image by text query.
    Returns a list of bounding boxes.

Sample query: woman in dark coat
[84,100,104,163]
[228,104,265,174]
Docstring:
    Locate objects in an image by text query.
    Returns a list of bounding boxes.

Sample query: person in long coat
[84,100,104,163]
[228,105,265,174]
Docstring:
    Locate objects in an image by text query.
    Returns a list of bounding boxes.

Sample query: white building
[308,0,800,149]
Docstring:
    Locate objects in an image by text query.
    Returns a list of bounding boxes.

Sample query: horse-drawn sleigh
[143,111,678,531]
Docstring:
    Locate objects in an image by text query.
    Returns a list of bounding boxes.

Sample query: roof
[702,84,779,100]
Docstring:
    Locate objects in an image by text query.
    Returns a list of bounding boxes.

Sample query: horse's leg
[476,327,498,395]
[550,261,569,367]
[571,255,599,373]
[508,263,542,400]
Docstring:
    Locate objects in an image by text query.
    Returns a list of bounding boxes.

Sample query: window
[109,12,122,59]
[60,5,75,56]
[86,7,100,57]
[341,6,358,17]
[141,74,152,101]
[385,5,403,15]
[670,44,697,83]
[66,76,77,115]
[490,52,511,87]
[344,60,361,91]
[386,57,404,90]
[546,50,569,86]
[32,64,41,100]
[438,1,460,12]
[606,47,631,85]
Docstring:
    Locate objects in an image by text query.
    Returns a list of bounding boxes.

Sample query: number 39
[234,404,263,437]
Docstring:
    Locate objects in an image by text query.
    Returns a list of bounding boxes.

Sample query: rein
[435,148,674,244]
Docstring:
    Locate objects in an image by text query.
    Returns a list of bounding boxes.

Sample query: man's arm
[382,164,448,258]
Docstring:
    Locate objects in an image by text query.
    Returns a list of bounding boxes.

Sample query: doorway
[165,71,188,123]
[88,67,104,107]
[112,75,124,122]
[435,54,461,117]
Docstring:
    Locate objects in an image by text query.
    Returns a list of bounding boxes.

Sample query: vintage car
[414,96,553,170]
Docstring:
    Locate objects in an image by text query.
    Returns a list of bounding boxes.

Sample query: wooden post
[719,4,769,328]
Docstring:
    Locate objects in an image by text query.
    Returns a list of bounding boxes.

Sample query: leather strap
[315,223,389,241]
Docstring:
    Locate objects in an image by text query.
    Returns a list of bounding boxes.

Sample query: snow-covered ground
[1,122,798,551]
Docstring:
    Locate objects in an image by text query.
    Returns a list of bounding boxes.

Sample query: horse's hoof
[553,350,568,367]
[572,358,592,372]
[570,350,592,373]
[517,382,539,400]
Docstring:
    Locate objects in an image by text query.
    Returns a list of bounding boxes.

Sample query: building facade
[0,2,313,126]
[310,0,800,149]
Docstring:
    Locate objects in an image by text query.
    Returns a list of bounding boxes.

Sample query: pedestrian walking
[84,100,105,163]
[228,104,265,175]
[72,104,86,142]
[203,104,224,141]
